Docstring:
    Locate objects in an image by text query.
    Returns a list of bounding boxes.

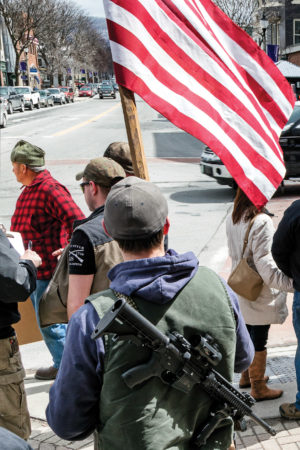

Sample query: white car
[15,86,40,110]
[47,88,66,105]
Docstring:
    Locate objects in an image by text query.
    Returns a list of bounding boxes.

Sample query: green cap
[11,140,45,167]
[76,157,125,187]
[103,142,134,175]
[104,177,168,239]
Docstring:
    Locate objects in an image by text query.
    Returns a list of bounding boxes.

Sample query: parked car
[200,101,300,188]
[47,88,66,105]
[0,86,25,114]
[98,81,116,99]
[200,146,236,188]
[39,90,54,107]
[15,86,40,110]
[279,101,300,180]
[87,83,98,95]
[59,86,75,103]
[0,99,8,128]
[79,85,94,97]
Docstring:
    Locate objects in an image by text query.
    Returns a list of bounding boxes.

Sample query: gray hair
[27,165,45,173]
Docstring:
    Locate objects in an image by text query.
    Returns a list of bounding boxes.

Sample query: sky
[72,0,105,17]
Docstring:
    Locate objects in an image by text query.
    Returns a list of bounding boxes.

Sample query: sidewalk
[19,174,300,449]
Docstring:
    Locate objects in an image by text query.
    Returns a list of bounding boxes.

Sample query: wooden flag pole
[119,85,150,181]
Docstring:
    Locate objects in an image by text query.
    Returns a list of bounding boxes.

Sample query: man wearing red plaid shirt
[10,140,85,380]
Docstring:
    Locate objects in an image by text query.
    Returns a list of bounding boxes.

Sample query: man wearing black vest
[46,177,253,449]
[67,157,125,318]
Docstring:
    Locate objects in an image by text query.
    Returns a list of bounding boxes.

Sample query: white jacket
[226,212,294,325]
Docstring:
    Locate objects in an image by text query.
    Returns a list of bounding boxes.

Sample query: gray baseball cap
[104,177,168,239]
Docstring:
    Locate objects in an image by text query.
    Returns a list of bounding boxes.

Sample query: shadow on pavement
[153,131,204,158]
[170,188,235,204]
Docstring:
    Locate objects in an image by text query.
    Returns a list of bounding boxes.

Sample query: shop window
[294,19,300,44]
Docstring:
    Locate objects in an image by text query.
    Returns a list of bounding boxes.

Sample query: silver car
[47,88,66,105]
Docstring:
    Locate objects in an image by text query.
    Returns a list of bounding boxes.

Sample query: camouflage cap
[10,140,45,167]
[104,177,168,239]
[76,157,125,187]
[103,142,134,175]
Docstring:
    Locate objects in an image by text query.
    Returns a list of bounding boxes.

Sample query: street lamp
[260,12,269,51]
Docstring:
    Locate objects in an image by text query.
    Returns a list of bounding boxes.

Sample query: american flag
[103,0,295,207]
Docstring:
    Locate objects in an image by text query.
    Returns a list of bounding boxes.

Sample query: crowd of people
[0,138,300,449]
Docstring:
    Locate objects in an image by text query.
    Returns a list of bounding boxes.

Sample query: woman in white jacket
[226,188,293,401]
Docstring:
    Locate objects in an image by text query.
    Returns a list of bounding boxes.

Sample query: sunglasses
[80,181,90,192]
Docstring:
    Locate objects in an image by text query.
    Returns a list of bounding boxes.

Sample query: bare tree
[0,0,57,82]
[213,0,258,30]
[0,0,113,85]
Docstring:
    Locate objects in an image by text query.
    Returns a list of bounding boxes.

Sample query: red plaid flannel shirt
[11,170,85,280]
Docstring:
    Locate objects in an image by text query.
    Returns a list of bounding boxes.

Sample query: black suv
[200,101,300,187]
[0,86,25,114]
[280,101,300,179]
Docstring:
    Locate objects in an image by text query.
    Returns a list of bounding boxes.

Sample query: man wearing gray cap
[47,177,253,449]
[67,157,125,318]
[10,140,85,380]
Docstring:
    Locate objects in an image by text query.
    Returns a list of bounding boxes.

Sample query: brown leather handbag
[227,217,263,301]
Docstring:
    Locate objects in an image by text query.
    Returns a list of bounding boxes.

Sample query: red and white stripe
[103,0,295,207]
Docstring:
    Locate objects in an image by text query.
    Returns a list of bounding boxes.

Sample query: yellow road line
[51,102,121,137]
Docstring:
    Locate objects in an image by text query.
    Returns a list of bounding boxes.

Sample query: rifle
[91,298,276,447]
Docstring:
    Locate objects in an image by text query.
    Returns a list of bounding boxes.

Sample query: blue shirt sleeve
[46,302,104,441]
[220,278,254,373]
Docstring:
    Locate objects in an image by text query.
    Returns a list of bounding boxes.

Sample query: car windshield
[48,89,60,94]
[39,91,47,97]
[15,87,30,93]
[80,86,90,90]
[0,87,8,95]
[60,88,68,92]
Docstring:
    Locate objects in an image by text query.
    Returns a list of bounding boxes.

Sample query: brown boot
[249,350,283,401]
[239,369,269,388]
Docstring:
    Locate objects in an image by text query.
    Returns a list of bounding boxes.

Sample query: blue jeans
[30,279,67,369]
[293,290,300,409]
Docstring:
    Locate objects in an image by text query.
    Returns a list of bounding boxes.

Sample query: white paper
[7,232,25,256]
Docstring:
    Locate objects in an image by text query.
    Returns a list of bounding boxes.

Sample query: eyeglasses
[80,181,90,193]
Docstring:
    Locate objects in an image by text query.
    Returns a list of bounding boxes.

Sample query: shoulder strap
[241,216,257,257]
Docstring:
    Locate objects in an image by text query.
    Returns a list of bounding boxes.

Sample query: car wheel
[20,102,25,112]
[8,102,13,114]
[1,114,7,128]
[36,101,40,109]
[99,95,103,99]
[29,101,34,110]
[112,95,116,99]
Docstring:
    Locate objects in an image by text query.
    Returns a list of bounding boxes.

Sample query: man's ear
[163,217,170,235]
[90,181,98,195]
[102,219,111,237]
